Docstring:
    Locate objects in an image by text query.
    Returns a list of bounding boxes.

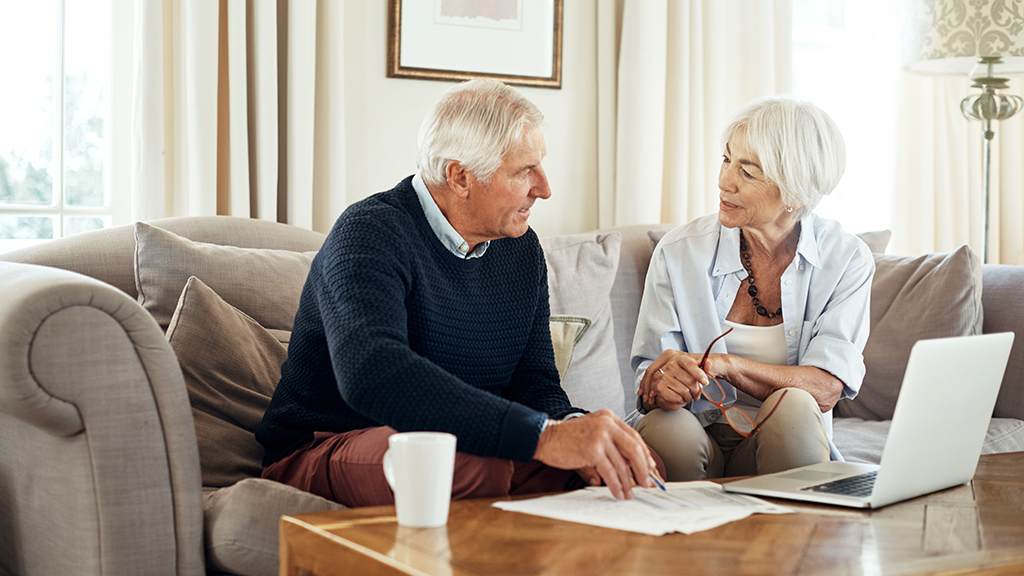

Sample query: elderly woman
[630,95,874,481]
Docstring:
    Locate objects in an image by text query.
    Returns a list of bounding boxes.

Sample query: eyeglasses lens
[700,378,726,404]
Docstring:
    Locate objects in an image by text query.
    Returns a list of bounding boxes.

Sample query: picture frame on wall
[387,0,563,89]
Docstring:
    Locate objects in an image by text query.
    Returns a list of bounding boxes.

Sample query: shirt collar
[713,216,820,277]
[794,215,821,269]
[412,173,489,259]
[713,226,745,278]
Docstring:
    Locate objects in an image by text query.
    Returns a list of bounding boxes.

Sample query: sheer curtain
[597,0,1024,264]
[131,0,346,233]
[596,0,793,228]
[894,73,1024,264]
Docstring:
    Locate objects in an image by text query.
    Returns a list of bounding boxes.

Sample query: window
[792,0,901,235]
[0,0,130,254]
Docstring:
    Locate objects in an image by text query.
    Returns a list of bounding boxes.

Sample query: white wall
[341,2,600,237]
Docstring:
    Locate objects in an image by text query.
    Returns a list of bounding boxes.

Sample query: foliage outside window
[0,0,111,254]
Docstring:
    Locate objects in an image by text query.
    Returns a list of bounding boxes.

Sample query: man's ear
[445,161,471,199]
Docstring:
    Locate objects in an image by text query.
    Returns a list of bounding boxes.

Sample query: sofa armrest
[0,262,204,576]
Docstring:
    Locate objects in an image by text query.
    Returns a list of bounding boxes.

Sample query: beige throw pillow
[134,222,315,331]
[166,276,287,488]
[541,232,623,416]
[835,245,983,420]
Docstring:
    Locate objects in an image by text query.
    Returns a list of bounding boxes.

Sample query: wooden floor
[280,452,1024,576]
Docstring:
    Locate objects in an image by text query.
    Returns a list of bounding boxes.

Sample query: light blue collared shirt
[628,213,875,460]
[412,173,489,259]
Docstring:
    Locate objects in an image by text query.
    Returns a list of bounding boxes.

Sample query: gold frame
[387,0,563,89]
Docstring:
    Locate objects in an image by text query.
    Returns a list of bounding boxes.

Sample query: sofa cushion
[166,276,286,488]
[541,232,624,417]
[833,417,1024,464]
[134,222,315,331]
[204,478,344,576]
[835,245,983,420]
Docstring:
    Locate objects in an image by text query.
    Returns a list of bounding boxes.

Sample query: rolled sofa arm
[0,262,204,576]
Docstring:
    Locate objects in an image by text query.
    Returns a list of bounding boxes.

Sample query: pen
[649,470,667,491]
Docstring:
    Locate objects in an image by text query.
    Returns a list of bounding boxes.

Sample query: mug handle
[382,449,396,491]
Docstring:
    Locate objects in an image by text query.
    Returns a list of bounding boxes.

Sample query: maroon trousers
[262,426,594,507]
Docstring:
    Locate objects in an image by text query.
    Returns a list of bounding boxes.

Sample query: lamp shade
[903,0,1024,76]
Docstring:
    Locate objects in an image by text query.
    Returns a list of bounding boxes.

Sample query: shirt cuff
[541,412,585,432]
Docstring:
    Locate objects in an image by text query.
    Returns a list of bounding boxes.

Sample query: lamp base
[958,58,1024,264]
[961,85,1024,127]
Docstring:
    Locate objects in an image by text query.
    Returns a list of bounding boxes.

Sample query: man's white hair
[721,95,846,220]
[417,79,545,187]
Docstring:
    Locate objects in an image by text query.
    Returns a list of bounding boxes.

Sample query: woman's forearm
[712,354,844,412]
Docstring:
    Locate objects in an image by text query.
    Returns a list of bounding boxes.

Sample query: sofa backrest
[5,216,1022,424]
[599,224,674,415]
[604,225,1024,424]
[981,264,1024,421]
[1,216,326,298]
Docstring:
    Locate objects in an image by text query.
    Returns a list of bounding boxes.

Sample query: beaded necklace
[739,230,782,319]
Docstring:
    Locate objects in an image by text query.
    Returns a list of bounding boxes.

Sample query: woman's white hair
[721,95,845,220]
[417,79,545,187]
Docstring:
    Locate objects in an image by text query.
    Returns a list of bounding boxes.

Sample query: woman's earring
[787,207,794,213]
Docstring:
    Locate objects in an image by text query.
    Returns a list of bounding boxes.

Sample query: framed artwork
[387,0,563,89]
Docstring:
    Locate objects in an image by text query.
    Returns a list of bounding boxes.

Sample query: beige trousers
[636,387,830,481]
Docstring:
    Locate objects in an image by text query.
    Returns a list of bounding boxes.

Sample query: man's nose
[531,167,552,199]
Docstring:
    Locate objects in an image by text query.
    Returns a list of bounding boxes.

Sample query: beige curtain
[893,74,1024,264]
[131,0,346,233]
[596,0,793,228]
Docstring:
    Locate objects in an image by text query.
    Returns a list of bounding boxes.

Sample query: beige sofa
[2,216,1023,576]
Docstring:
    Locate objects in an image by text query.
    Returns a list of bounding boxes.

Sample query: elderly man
[256,79,661,506]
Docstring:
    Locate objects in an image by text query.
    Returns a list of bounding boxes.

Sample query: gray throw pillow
[166,276,287,488]
[835,245,983,420]
[856,229,892,253]
[134,221,316,331]
[541,232,623,416]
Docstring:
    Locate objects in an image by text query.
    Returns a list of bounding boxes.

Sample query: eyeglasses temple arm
[699,326,734,371]
[750,388,790,435]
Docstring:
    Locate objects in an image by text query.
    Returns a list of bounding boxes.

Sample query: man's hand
[533,409,656,500]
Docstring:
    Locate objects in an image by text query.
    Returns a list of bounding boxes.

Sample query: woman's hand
[638,350,713,412]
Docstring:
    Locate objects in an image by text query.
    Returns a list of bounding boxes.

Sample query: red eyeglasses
[697,327,787,438]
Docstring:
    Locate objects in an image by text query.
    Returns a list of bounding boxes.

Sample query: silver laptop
[724,332,1014,509]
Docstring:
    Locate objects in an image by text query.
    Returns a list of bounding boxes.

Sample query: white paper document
[492,481,792,535]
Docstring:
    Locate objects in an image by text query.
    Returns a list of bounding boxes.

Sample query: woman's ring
[658,368,665,376]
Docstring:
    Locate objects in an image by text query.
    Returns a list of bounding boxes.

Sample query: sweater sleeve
[316,210,548,462]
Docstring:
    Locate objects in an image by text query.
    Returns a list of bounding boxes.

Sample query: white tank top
[714,320,787,431]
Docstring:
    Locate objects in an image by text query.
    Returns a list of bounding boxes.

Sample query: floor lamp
[902,0,1024,263]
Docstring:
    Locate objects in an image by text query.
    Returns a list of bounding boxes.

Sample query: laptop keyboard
[801,470,878,498]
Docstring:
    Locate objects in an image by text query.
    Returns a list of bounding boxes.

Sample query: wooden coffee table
[279,452,1024,575]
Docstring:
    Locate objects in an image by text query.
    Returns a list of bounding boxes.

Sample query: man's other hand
[533,409,656,500]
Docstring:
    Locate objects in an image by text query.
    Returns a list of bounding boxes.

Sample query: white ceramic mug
[382,432,457,528]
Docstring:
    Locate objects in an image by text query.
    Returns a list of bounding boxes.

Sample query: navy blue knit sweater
[256,176,580,466]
